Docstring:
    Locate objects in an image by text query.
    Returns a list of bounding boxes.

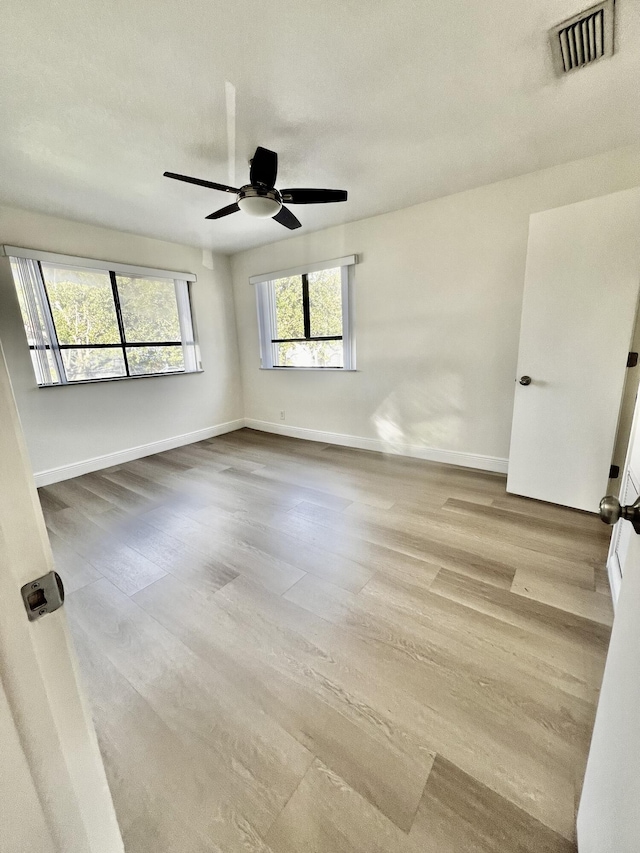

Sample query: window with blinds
[8,252,200,386]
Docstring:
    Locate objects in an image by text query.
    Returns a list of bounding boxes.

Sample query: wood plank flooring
[39,428,614,852]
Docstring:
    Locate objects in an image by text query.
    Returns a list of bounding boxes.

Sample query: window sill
[37,369,204,388]
[259,367,357,372]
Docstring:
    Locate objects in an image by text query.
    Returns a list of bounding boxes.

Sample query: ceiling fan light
[238,195,282,218]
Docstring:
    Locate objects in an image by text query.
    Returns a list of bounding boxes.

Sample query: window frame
[6,248,200,387]
[254,256,356,371]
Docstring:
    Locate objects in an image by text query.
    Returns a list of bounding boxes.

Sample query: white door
[606,382,640,604]
[578,519,640,849]
[507,187,640,512]
[0,339,124,853]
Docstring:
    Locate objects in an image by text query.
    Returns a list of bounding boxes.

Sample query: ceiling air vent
[550,0,614,75]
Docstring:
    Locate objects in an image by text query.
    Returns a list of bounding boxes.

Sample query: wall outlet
[280,410,285,420]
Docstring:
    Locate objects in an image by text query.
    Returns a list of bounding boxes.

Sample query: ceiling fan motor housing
[237,185,282,218]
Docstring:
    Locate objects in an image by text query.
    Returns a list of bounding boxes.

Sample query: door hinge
[627,352,638,368]
[21,571,65,621]
[609,464,620,479]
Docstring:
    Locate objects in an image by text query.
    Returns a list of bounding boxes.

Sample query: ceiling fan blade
[250,147,278,188]
[164,172,238,194]
[280,188,348,204]
[273,206,302,230]
[205,202,240,220]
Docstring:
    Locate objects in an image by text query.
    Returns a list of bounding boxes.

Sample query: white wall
[0,205,243,480]
[231,144,640,471]
[5,143,640,480]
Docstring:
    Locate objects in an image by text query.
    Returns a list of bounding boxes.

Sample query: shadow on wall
[372,366,465,454]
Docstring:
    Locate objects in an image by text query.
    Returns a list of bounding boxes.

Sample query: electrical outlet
[280,410,285,420]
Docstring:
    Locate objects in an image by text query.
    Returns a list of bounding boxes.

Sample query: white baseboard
[244,419,508,474]
[34,416,508,487]
[33,419,245,487]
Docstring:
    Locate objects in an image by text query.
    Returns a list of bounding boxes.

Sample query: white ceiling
[1,0,639,254]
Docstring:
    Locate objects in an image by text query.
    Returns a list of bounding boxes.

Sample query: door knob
[519,375,532,386]
[599,495,640,533]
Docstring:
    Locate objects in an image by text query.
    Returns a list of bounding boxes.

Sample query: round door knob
[519,375,532,386]
[599,495,622,525]
[599,494,640,532]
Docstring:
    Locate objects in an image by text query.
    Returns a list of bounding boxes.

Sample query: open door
[0,338,123,853]
[578,419,640,848]
[507,187,640,512]
[578,537,640,850]
[602,378,640,604]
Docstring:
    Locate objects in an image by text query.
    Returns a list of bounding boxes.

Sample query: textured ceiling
[1,0,640,254]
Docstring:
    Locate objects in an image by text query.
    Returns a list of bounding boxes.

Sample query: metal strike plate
[21,571,65,621]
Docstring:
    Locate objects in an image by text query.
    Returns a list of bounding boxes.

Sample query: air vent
[550,1,614,75]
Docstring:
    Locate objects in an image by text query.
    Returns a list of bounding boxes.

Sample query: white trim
[244,418,508,474]
[342,262,355,370]
[249,255,357,285]
[607,548,622,608]
[33,419,244,486]
[258,367,357,371]
[33,416,509,487]
[605,521,622,609]
[2,246,197,282]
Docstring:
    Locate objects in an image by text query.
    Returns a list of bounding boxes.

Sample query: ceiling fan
[164,146,347,230]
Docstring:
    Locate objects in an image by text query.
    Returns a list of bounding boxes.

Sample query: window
[6,248,199,386]
[253,255,356,369]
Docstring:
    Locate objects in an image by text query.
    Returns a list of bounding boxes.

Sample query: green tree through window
[34,265,186,382]
[273,268,344,367]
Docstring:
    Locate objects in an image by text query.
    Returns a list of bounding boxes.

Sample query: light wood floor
[39,428,614,853]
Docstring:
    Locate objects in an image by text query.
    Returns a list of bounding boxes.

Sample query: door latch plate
[21,571,65,621]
